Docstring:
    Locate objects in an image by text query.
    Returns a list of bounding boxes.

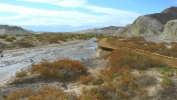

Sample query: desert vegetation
[4,37,14,42]
[0,34,8,39]
[12,41,34,48]
[0,33,106,51]
[2,35,177,100]
[30,59,88,80]
[79,48,177,100]
[107,49,167,70]
[4,87,78,100]
[15,70,27,77]
[12,59,88,85]
[107,36,177,57]
[0,42,9,50]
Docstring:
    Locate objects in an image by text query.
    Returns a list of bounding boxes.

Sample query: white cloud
[18,0,86,7]
[0,1,140,27]
[85,5,140,17]
[0,15,113,26]
[18,0,139,17]
[0,15,32,21]
[0,3,120,26]
[0,3,101,19]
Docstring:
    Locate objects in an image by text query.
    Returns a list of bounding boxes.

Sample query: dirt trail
[98,38,177,68]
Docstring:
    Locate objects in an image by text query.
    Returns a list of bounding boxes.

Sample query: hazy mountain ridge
[0,25,34,34]
[75,26,122,34]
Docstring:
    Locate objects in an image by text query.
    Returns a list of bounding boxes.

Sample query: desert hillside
[159,20,177,41]
[0,25,33,35]
[114,6,177,38]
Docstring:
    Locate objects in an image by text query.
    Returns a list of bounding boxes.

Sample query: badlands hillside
[0,25,33,35]
[114,6,177,41]
[159,20,177,40]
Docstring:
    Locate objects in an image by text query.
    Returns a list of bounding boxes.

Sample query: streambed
[0,38,98,83]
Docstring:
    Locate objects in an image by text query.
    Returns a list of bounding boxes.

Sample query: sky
[0,0,177,32]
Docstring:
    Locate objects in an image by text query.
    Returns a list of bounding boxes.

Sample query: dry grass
[107,37,177,57]
[79,75,104,85]
[79,76,94,85]
[158,76,177,99]
[49,37,60,44]
[15,70,27,77]
[79,68,149,100]
[137,74,157,87]
[78,47,171,100]
[0,42,9,50]
[13,41,34,48]
[4,87,78,100]
[30,59,88,81]
[107,49,167,70]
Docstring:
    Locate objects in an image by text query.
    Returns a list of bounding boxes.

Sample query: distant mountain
[114,6,177,37]
[0,25,34,34]
[21,25,105,32]
[75,26,122,34]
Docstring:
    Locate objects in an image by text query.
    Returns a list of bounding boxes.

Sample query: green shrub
[157,66,175,76]
[11,36,16,40]
[15,41,34,48]
[0,34,8,39]
[5,37,13,42]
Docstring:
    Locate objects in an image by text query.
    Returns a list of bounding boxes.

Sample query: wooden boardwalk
[98,38,177,69]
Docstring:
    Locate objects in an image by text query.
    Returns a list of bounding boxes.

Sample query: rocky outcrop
[75,26,121,35]
[114,6,177,37]
[0,25,33,34]
[113,24,130,36]
[159,20,177,40]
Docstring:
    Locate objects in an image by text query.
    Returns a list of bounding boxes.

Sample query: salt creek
[0,38,98,84]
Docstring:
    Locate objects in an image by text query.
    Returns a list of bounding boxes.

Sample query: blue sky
[0,0,177,32]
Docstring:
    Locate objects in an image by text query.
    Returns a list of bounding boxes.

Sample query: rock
[159,20,177,41]
[30,59,33,62]
[113,24,131,36]
[61,83,67,90]
[113,27,126,36]
[124,16,164,36]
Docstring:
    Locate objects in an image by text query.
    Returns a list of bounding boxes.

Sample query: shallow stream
[0,38,98,83]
